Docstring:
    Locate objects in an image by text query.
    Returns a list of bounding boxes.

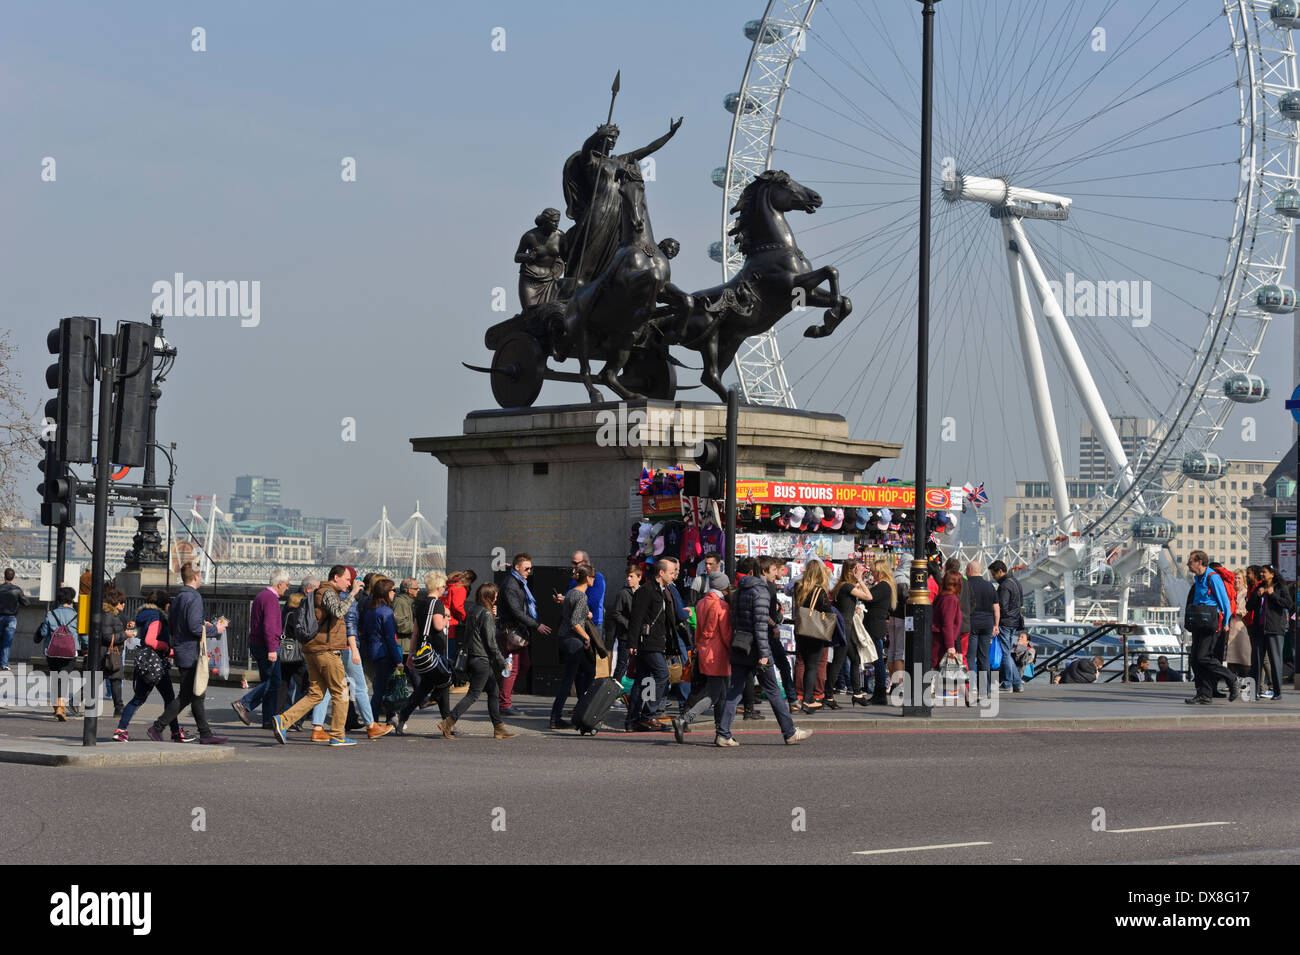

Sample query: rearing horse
[663,170,852,402]
[563,167,692,402]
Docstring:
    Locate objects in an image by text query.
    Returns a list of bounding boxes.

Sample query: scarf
[511,568,537,622]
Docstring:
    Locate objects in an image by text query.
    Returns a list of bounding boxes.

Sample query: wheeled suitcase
[572,677,622,736]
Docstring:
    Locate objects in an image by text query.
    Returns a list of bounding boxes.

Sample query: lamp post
[905,0,940,716]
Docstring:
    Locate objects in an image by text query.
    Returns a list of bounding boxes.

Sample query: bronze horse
[664,170,852,402]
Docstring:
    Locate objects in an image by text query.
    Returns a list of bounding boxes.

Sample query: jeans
[718,662,796,740]
[313,651,376,727]
[499,644,529,709]
[118,672,179,733]
[997,626,1022,689]
[769,634,797,702]
[240,646,282,726]
[968,627,993,694]
[370,657,398,721]
[552,636,595,723]
[1251,632,1284,697]
[152,665,214,739]
[451,657,501,724]
[627,650,669,724]
[679,674,729,728]
[0,615,16,667]
[611,641,631,683]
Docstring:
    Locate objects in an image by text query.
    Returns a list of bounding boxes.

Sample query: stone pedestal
[411,400,901,605]
[114,565,172,598]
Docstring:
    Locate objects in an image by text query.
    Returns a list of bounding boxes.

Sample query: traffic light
[112,321,155,466]
[37,446,76,527]
[685,438,725,498]
[45,316,97,463]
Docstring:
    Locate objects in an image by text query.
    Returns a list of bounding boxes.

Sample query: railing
[123,593,259,669]
[1027,621,1188,683]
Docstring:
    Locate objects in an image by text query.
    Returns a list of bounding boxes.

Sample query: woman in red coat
[672,572,733,743]
[932,570,962,670]
[444,570,476,657]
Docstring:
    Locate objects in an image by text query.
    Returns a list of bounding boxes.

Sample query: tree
[0,330,39,552]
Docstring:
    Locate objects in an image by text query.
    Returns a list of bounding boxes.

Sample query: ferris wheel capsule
[711,167,727,188]
[1275,187,1300,216]
[1132,516,1177,544]
[1223,373,1270,402]
[708,240,724,263]
[1280,90,1300,119]
[724,92,760,115]
[1272,1,1300,29]
[744,19,786,44]
[1180,450,1228,480]
[1255,283,1296,312]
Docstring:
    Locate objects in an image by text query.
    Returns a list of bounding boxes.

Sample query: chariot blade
[461,362,494,374]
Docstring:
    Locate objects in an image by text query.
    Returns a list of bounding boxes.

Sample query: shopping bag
[207,631,230,681]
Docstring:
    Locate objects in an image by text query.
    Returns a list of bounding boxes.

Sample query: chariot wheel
[618,352,677,400]
[490,332,546,408]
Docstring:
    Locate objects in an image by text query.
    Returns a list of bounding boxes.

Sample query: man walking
[989,560,1024,693]
[965,561,999,701]
[232,570,290,728]
[625,557,679,731]
[558,549,606,647]
[716,557,810,746]
[393,578,418,658]
[0,567,30,670]
[148,562,229,744]
[1183,550,1239,705]
[272,565,364,745]
[497,553,551,715]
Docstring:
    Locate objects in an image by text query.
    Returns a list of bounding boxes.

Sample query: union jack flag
[681,494,707,527]
[970,482,989,507]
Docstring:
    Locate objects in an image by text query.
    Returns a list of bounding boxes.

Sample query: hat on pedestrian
[708,571,730,593]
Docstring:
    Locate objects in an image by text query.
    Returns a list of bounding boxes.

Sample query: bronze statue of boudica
[469,72,851,408]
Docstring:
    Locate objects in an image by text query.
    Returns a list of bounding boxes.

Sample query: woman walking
[831,561,874,706]
[437,584,517,740]
[933,569,963,670]
[444,569,476,661]
[1246,564,1292,701]
[395,571,452,731]
[36,586,82,721]
[865,560,896,704]
[671,571,733,742]
[793,560,836,714]
[550,563,603,729]
[363,578,402,724]
[113,591,193,742]
[97,586,127,717]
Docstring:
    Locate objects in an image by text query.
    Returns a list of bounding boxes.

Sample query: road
[2,688,1296,865]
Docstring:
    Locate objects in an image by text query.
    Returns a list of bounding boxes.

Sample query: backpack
[286,590,319,642]
[46,608,79,659]
[1208,564,1236,613]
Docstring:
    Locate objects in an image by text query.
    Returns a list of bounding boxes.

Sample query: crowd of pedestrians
[8,544,1294,746]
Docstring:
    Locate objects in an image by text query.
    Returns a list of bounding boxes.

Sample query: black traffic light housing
[685,437,725,498]
[112,321,155,467]
[45,316,97,463]
[37,447,76,527]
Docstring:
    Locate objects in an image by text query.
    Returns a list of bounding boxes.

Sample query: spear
[606,70,620,125]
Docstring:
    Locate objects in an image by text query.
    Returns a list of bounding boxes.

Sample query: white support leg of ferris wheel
[1063,574,1075,623]
[1001,218,1073,530]
[1005,217,1135,494]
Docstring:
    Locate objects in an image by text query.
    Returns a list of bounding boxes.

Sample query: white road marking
[1107,821,1236,834]
[853,841,992,856]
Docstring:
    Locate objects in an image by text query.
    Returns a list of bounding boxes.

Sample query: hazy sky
[3,1,1295,541]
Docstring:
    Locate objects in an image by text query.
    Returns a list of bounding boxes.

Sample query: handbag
[451,649,469,682]
[794,589,835,643]
[103,631,122,677]
[1186,603,1219,632]
[192,636,210,695]
[988,634,1003,670]
[278,634,304,665]
[385,669,411,707]
[498,626,528,654]
[134,645,168,685]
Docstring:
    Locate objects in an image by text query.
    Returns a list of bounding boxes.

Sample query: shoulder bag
[103,628,122,677]
[794,588,835,643]
[192,635,210,695]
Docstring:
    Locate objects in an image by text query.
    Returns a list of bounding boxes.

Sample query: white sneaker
[714,735,740,747]
[785,728,812,745]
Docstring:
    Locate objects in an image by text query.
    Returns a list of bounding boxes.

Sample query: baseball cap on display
[855,506,871,530]
[823,506,844,530]
[786,505,807,529]
[811,507,825,528]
